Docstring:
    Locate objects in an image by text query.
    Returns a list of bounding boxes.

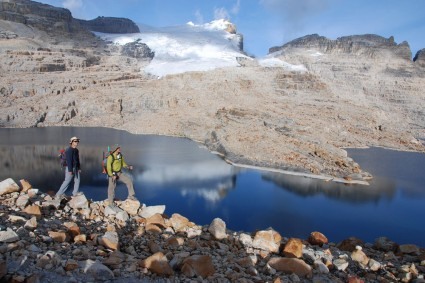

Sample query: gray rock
[0,228,19,243]
[81,259,114,281]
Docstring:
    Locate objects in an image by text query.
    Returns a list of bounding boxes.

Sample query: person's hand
[128,165,133,170]
[69,171,73,175]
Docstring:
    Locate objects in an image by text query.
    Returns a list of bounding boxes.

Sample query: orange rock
[308,231,328,246]
[23,205,42,219]
[282,238,303,258]
[267,257,312,278]
[19,179,32,192]
[140,252,173,276]
[181,255,215,278]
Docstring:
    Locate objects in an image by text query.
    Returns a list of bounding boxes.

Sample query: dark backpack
[58,149,67,168]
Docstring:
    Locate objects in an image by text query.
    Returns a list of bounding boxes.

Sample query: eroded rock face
[76,16,140,34]
[270,33,412,60]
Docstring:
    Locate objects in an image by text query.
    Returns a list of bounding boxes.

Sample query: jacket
[106,152,128,177]
[65,147,80,173]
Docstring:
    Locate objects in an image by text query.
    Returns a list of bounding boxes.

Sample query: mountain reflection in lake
[1,127,424,246]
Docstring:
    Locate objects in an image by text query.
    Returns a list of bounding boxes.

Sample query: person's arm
[122,156,133,170]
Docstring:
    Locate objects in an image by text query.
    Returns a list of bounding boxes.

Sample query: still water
[1,127,424,246]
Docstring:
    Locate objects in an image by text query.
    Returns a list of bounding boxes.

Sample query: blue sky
[36,0,425,57]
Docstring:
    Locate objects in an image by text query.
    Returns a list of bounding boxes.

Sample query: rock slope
[0,1,424,182]
[1,178,424,282]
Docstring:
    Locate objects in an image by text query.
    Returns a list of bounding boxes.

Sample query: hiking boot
[127,195,138,201]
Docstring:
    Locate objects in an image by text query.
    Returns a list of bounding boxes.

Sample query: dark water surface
[1,127,424,246]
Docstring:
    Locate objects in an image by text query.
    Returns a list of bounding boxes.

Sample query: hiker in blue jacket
[55,136,82,199]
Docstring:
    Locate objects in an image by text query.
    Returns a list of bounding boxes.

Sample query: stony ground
[1,20,425,183]
[1,178,424,282]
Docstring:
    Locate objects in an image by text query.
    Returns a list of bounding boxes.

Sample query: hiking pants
[108,172,135,205]
[56,169,80,197]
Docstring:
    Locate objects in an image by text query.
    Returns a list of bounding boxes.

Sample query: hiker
[106,145,137,208]
[56,136,82,199]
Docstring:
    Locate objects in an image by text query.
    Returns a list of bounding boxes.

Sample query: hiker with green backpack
[105,145,138,210]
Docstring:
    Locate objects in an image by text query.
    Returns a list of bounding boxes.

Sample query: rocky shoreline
[1,178,424,282]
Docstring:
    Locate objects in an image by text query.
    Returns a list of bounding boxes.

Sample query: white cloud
[62,0,83,10]
[231,0,241,15]
[214,7,230,20]
[194,9,204,24]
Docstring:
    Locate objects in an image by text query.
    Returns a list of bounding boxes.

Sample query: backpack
[58,149,67,168]
[102,149,123,175]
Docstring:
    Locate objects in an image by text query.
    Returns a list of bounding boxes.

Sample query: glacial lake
[1,127,424,247]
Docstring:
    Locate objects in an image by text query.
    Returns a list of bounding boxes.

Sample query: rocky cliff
[270,34,412,60]
[75,16,140,34]
[0,0,85,37]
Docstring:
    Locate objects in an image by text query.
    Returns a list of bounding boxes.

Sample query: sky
[35,0,425,57]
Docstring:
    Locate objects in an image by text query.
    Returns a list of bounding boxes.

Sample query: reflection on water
[1,127,424,246]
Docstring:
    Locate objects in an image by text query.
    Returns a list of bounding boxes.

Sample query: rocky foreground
[1,178,424,283]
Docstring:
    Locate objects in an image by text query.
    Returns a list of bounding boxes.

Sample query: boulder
[0,178,20,195]
[252,228,282,253]
[208,218,227,240]
[99,231,119,250]
[282,238,303,258]
[0,228,19,243]
[140,252,174,276]
[139,205,165,218]
[308,231,328,246]
[267,257,312,278]
[181,255,215,278]
[81,259,114,281]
